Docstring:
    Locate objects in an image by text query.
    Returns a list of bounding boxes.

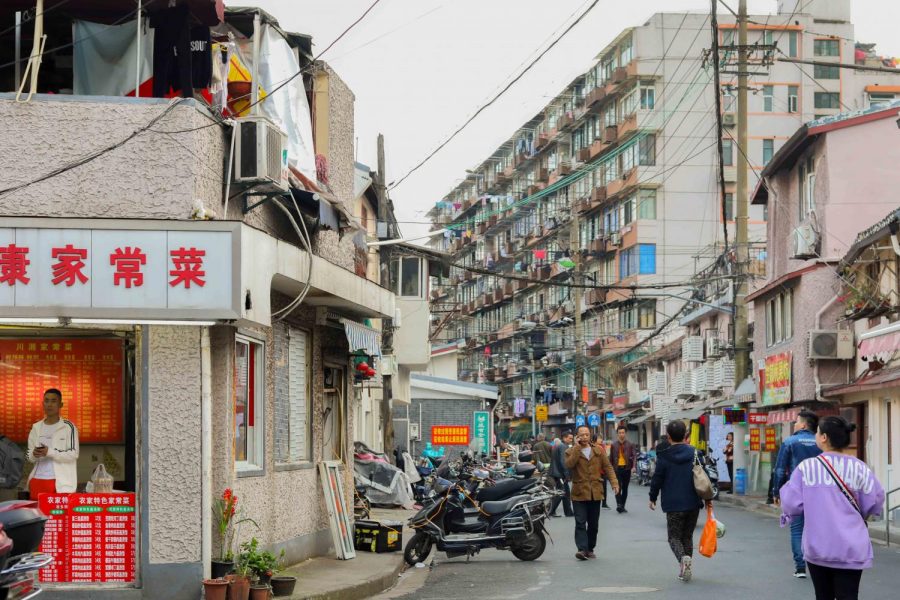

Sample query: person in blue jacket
[772,409,823,578]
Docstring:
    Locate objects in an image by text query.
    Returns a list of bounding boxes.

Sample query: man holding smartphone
[26,388,80,498]
[565,425,619,560]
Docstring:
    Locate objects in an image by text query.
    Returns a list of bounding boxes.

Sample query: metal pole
[135,0,142,97]
[14,12,21,90]
[251,12,262,114]
[531,370,537,437]
[571,188,584,428]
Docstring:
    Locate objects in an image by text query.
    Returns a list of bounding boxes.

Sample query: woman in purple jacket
[780,416,885,600]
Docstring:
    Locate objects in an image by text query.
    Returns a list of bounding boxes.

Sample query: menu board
[0,339,124,443]
[38,494,70,583]
[40,493,136,584]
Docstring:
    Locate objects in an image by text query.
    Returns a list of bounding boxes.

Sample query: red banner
[764,427,778,451]
[749,428,761,451]
[38,494,70,582]
[0,339,124,443]
[432,425,470,445]
[747,413,768,425]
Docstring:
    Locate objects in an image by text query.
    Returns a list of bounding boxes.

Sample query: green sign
[473,411,490,454]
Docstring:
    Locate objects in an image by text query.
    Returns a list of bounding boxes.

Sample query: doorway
[323,365,347,462]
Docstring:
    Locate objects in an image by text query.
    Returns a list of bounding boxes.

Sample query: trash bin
[734,468,747,496]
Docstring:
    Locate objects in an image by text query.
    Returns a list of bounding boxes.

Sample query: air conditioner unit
[722,113,736,127]
[791,223,819,259]
[706,336,724,358]
[808,330,855,360]
[682,336,704,362]
[234,116,289,191]
[608,231,622,246]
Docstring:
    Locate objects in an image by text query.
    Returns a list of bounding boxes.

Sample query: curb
[301,556,405,600]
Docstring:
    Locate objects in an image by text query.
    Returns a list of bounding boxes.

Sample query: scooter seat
[480,494,530,516]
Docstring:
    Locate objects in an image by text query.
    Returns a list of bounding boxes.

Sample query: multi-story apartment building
[428,0,900,437]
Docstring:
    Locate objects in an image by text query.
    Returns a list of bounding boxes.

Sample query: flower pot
[203,579,229,600]
[211,560,234,579]
[226,575,251,600]
[249,584,271,600]
[270,576,297,597]
[256,572,272,586]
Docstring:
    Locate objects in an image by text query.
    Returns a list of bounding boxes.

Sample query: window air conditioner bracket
[242,192,284,214]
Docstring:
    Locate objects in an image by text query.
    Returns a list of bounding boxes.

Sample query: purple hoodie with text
[780,452,885,570]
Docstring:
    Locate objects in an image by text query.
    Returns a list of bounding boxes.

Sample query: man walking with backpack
[772,410,822,578]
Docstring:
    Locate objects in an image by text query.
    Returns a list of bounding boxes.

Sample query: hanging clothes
[534,249,547,260]
[150,4,193,98]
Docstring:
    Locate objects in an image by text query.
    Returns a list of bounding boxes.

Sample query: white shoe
[680,556,692,582]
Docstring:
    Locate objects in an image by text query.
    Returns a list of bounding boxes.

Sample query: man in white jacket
[26,388,79,498]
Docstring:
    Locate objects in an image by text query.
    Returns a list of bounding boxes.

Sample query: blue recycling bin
[734,468,747,496]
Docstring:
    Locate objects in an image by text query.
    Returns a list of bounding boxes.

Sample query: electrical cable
[271,196,315,321]
[388,0,604,191]
[0,0,74,38]
[711,0,730,255]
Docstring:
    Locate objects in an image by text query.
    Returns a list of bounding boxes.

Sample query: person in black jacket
[609,425,637,513]
[548,431,574,517]
[649,420,705,583]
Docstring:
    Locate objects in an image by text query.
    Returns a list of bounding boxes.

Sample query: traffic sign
[588,413,600,427]
[535,405,548,422]
[575,414,586,427]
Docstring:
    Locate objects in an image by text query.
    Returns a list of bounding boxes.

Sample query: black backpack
[0,435,25,489]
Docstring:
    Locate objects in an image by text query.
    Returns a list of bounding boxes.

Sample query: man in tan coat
[565,425,619,560]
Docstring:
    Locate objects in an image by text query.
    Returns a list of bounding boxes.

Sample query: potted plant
[242,538,284,585]
[212,489,258,579]
[228,549,253,600]
[270,573,297,598]
[202,578,229,600]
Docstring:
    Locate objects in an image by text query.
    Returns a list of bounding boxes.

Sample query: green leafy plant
[238,538,285,581]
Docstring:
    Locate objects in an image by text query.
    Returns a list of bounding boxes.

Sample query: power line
[711,0,730,254]
[387,0,603,191]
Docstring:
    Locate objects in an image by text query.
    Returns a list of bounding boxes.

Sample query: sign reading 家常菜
[432,425,470,445]
[0,223,239,320]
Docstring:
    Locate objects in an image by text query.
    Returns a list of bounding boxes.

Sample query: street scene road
[379,501,900,599]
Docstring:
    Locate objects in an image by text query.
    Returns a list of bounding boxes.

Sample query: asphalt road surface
[377,492,900,599]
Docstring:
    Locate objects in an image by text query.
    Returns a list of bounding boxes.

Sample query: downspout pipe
[814,294,841,401]
[200,327,213,579]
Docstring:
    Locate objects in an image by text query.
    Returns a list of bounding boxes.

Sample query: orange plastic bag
[699,504,717,558]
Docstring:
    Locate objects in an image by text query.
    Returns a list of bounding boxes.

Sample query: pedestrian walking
[609,424,636,513]
[649,420,705,582]
[549,431,574,517]
[780,416,885,600]
[724,432,734,494]
[532,434,553,467]
[773,410,823,578]
[565,425,619,561]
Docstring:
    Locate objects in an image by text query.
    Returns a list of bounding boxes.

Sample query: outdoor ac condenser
[234,116,289,192]
[808,330,854,360]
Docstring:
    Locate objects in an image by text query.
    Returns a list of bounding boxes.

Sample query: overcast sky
[251,0,900,241]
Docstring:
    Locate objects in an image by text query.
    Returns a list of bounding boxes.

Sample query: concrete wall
[395,296,431,367]
[409,397,483,452]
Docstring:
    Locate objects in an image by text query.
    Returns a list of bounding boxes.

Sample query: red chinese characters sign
[749,428,761,451]
[0,339,124,444]
[747,413,768,425]
[432,425,470,445]
[764,427,778,451]
[39,493,136,584]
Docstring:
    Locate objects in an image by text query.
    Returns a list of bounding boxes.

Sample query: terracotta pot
[203,579,229,600]
[227,575,251,600]
[249,584,271,600]
[270,576,297,597]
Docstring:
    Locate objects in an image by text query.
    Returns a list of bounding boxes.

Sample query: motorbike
[697,450,720,499]
[636,452,655,486]
[0,500,52,600]
[403,477,554,566]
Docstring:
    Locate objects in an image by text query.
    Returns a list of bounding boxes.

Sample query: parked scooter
[403,478,553,565]
[0,500,52,600]
[636,452,655,486]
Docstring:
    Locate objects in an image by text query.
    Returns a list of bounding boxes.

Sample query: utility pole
[375,134,395,457]
[571,190,584,424]
[732,0,751,482]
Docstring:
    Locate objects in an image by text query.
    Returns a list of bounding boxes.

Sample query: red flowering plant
[214,488,258,561]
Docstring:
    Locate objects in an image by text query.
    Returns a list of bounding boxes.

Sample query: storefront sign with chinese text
[0,338,124,443]
[762,352,792,406]
[0,224,239,320]
[747,413,768,425]
[38,494,69,582]
[764,427,778,451]
[613,394,628,410]
[432,425,470,445]
[767,407,801,425]
[535,405,548,422]
[473,411,490,453]
[749,428,761,451]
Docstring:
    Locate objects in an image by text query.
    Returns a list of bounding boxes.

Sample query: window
[762,139,774,166]
[638,189,656,219]
[724,192,734,221]
[868,92,896,108]
[788,31,798,57]
[619,305,636,330]
[638,244,656,274]
[723,30,734,47]
[235,337,265,472]
[638,300,657,329]
[391,257,424,297]
[763,85,774,112]
[620,40,633,66]
[763,30,774,46]
[788,85,798,113]
[799,156,816,216]
[640,86,655,110]
[621,87,638,116]
[723,138,734,166]
[765,289,794,346]
[620,247,636,279]
[276,328,311,465]
[814,64,840,79]
[622,196,635,226]
[814,39,840,56]
[638,134,656,166]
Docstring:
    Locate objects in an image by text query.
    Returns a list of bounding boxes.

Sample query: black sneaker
[794,569,807,579]
[575,551,588,561]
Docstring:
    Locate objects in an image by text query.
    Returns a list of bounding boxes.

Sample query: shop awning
[822,366,900,398]
[614,407,642,420]
[340,319,382,356]
[672,401,714,421]
[858,323,900,360]
[710,396,738,409]
[630,412,655,424]
[732,377,757,404]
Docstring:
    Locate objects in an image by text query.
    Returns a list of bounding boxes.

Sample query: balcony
[602,125,618,144]
[584,87,607,113]
[617,110,649,140]
[556,113,575,131]
[575,197,593,214]
[589,139,606,160]
[585,288,608,306]
[606,167,638,197]
[536,168,549,183]
[526,184,541,196]
[534,133,551,152]
[591,185,608,204]
[590,237,608,253]
[577,147,592,162]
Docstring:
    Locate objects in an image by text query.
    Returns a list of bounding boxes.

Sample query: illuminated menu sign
[0,339,124,443]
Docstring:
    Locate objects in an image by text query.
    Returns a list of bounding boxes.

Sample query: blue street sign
[605,411,616,423]
[575,414,586,427]
[588,413,600,427]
